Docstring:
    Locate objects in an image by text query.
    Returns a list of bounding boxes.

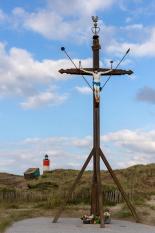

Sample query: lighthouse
[43,154,50,173]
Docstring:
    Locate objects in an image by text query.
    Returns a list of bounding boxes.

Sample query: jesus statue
[80,68,112,102]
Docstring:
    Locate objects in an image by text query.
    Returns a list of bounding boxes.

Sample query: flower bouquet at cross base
[80,214,100,224]
[104,209,111,224]
[81,210,111,224]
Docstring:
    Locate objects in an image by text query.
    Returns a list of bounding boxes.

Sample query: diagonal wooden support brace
[99,148,140,222]
[53,148,94,223]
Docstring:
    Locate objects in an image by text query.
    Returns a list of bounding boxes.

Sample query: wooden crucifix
[53,16,139,228]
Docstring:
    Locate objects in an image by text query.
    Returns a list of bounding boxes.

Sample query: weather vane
[91,16,100,35]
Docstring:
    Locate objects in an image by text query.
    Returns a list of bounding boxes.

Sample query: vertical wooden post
[91,34,104,227]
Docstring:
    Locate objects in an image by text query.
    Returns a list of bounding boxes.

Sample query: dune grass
[0,164,154,232]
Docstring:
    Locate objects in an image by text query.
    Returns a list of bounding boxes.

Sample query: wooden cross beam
[59,68,133,76]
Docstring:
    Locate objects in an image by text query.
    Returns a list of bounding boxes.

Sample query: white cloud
[22,135,92,149]
[102,129,155,154]
[75,86,92,94]
[0,42,69,108]
[101,129,155,168]
[0,42,61,95]
[104,58,132,68]
[0,135,93,174]
[0,41,92,108]
[72,136,92,148]
[118,155,150,168]
[0,41,92,93]
[1,1,155,60]
[20,90,68,109]
[106,27,155,57]
[24,10,72,40]
[0,129,155,174]
[9,0,116,40]
[47,0,116,16]
[2,2,155,58]
[122,24,144,30]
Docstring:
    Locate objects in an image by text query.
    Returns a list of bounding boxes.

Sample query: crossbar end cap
[59,69,64,74]
[128,70,134,75]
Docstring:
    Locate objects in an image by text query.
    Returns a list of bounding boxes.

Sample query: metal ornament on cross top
[53,16,139,228]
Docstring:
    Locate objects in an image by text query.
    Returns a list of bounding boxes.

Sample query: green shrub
[0,218,12,233]
[115,209,132,218]
[44,195,62,209]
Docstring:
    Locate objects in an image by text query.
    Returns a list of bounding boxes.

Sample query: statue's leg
[94,86,99,103]
[96,87,100,102]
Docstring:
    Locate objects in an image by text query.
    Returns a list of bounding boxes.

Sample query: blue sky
[0,0,155,174]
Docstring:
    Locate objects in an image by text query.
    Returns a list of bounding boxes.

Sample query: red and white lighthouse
[43,154,50,173]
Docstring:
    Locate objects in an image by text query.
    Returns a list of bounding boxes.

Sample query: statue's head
[94,70,98,74]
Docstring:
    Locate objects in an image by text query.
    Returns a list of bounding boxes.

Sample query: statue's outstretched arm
[80,68,94,75]
[98,69,112,75]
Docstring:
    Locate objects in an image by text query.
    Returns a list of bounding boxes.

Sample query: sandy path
[5,217,155,233]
